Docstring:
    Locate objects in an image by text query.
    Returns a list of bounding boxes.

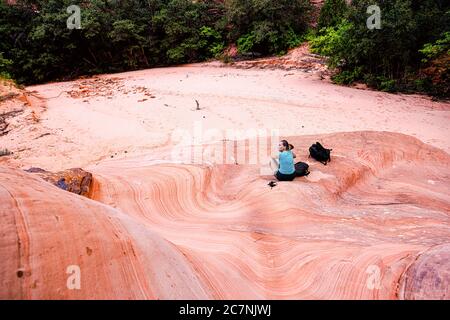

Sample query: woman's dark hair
[281,140,294,151]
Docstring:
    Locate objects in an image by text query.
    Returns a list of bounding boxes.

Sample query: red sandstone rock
[25,167,93,197]
[399,244,450,300]
[1,131,448,299]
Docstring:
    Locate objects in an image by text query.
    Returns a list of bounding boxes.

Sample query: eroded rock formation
[25,167,93,197]
[399,244,450,300]
[1,131,448,299]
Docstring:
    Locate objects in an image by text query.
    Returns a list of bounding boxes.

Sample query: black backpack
[295,162,310,177]
[309,142,332,165]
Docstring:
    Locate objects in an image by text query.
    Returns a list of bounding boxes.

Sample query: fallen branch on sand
[0,92,19,102]
[0,110,23,136]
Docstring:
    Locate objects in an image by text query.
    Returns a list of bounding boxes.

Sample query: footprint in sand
[306,170,335,182]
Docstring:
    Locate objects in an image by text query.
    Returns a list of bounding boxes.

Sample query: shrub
[310,0,450,96]
[318,0,349,30]
[309,20,353,68]
[237,32,257,53]
[420,32,450,62]
[331,67,362,85]
[378,78,397,93]
[228,0,312,55]
[0,52,12,79]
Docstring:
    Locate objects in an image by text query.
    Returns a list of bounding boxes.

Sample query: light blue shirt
[279,150,295,175]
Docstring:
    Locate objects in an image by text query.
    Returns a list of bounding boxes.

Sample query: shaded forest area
[0,0,449,97]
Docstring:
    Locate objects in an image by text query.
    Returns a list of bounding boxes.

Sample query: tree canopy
[0,0,311,84]
[1,0,448,97]
[311,0,449,97]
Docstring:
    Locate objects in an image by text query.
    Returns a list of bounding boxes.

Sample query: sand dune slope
[2,131,447,299]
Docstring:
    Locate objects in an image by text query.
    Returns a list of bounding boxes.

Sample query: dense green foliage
[420,31,450,62]
[0,0,312,84]
[418,31,450,97]
[227,0,312,54]
[2,0,448,98]
[0,52,12,79]
[311,0,450,97]
[317,0,348,30]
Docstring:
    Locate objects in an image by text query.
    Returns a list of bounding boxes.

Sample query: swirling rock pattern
[1,131,449,299]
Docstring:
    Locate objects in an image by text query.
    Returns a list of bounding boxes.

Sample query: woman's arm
[292,152,297,159]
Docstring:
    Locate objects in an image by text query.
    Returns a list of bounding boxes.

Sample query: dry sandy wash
[0,62,449,299]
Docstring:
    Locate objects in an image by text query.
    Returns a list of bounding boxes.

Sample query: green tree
[227,0,312,54]
[317,0,348,30]
[0,0,316,84]
[0,52,13,79]
[310,0,450,96]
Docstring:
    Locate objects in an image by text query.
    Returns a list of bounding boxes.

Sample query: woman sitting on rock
[271,140,297,181]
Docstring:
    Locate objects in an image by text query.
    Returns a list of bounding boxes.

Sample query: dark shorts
[275,171,297,181]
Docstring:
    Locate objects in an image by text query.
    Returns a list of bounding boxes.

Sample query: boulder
[25,167,92,197]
